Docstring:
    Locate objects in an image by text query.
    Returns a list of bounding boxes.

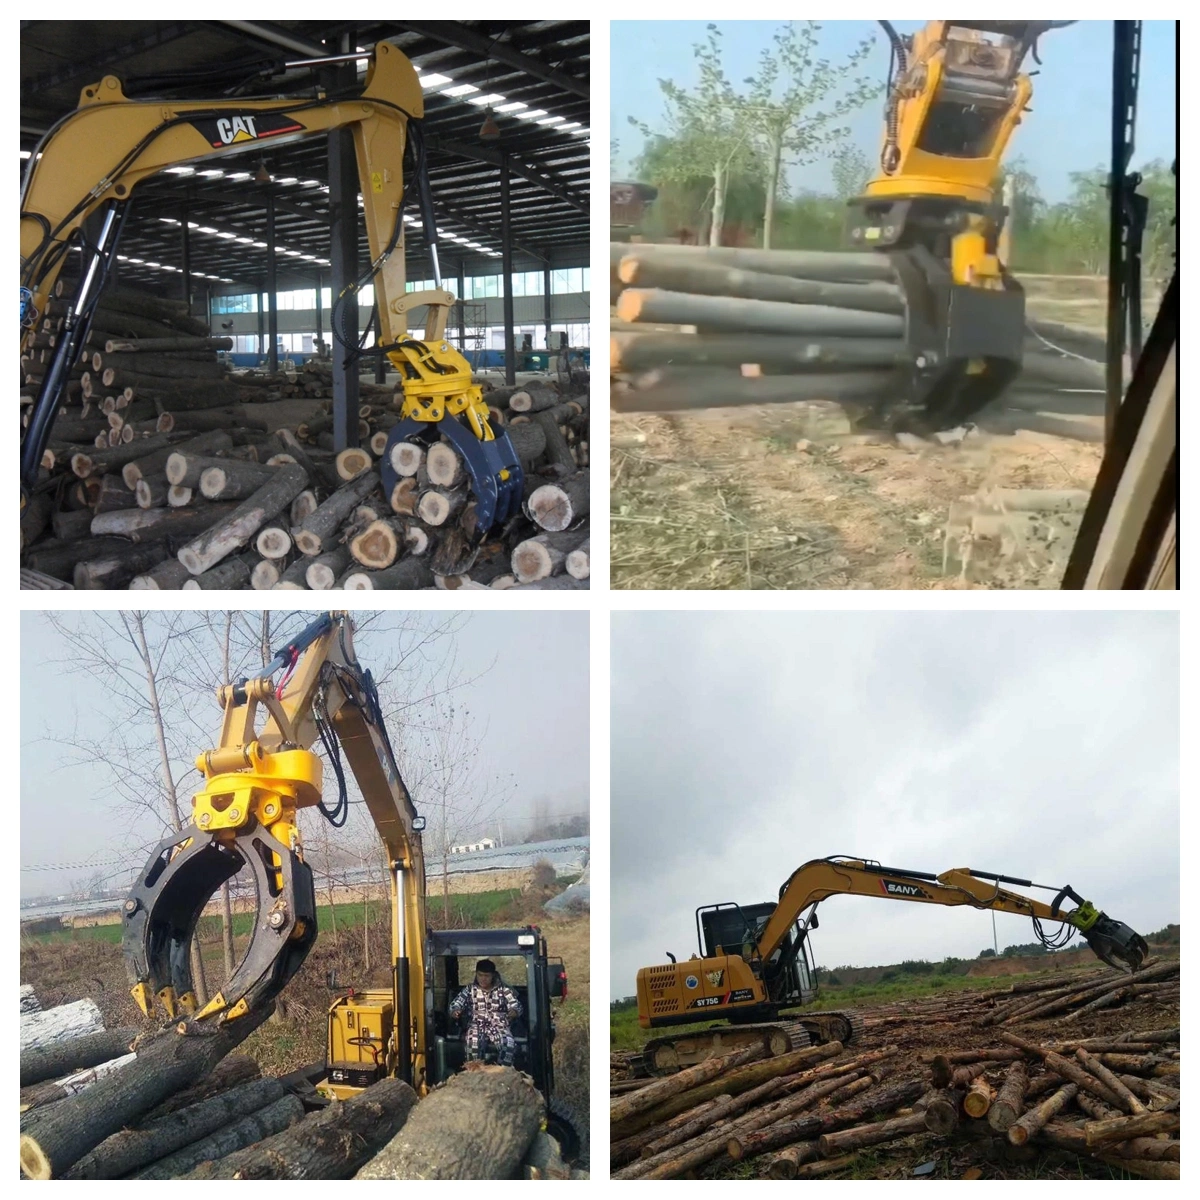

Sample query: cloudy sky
[611,610,1178,997]
[21,610,588,899]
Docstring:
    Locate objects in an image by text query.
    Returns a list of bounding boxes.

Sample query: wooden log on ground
[20,1053,136,1113]
[132,1093,305,1179]
[922,1088,965,1136]
[611,241,898,284]
[512,530,587,583]
[1007,1082,1078,1145]
[255,524,292,560]
[525,474,589,532]
[1074,1048,1146,1115]
[199,459,277,501]
[335,447,372,480]
[816,1110,927,1157]
[340,556,435,590]
[930,1057,989,1088]
[508,380,562,413]
[1083,1110,1180,1146]
[123,428,233,489]
[565,537,590,580]
[963,1076,994,1119]
[348,518,405,569]
[416,487,466,527]
[20,1000,105,1053]
[271,559,311,590]
[91,502,237,543]
[306,547,351,590]
[21,1027,139,1088]
[765,1141,820,1179]
[617,289,905,338]
[63,1076,287,1178]
[19,1004,273,1179]
[177,464,309,575]
[295,470,381,556]
[166,450,247,489]
[611,330,907,374]
[354,1066,542,1180]
[128,557,193,590]
[186,1077,418,1180]
[610,1044,767,1124]
[531,410,576,473]
[1042,1051,1125,1109]
[631,1095,738,1162]
[1097,1157,1179,1180]
[20,986,40,1014]
[1101,1136,1181,1162]
[136,475,171,508]
[24,535,133,582]
[618,254,905,313]
[987,1059,1028,1132]
[182,553,256,590]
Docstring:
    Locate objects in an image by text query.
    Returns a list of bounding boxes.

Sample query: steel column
[180,201,191,306]
[500,153,516,385]
[456,259,467,350]
[314,271,323,353]
[266,195,278,373]
[543,264,552,348]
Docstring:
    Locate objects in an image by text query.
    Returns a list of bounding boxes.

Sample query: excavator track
[791,1008,866,1048]
[641,1020,813,1077]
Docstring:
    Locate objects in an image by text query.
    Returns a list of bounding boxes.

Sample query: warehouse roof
[20,21,590,293]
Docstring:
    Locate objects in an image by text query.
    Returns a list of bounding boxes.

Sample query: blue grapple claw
[380,416,524,543]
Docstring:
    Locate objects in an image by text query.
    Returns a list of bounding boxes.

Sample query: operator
[449,959,522,1065]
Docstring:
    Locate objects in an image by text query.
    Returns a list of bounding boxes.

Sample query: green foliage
[1002,941,1050,958]
[825,973,841,986]
[979,947,997,958]
[898,959,934,976]
[1144,923,1179,944]
[879,969,898,982]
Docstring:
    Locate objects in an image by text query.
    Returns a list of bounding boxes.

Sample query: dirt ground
[610,277,1144,591]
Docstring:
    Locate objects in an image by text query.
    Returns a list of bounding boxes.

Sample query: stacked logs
[21,375,590,590]
[609,242,1107,439]
[20,1004,576,1181]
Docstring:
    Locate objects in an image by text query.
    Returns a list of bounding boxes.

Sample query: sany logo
[882,880,928,898]
[215,116,259,145]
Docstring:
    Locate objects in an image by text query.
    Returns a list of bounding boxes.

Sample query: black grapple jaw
[1083,913,1149,975]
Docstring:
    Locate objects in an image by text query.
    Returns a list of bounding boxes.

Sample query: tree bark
[817,1110,927,1156]
[525,474,589,532]
[613,367,893,414]
[129,557,192,590]
[19,1003,272,1179]
[765,1141,820,1178]
[512,530,588,583]
[341,557,435,591]
[1042,1051,1125,1109]
[609,240,897,283]
[354,1066,542,1180]
[199,459,278,501]
[1007,1082,1078,1145]
[1083,1110,1179,1146]
[132,1093,305,1179]
[74,541,171,589]
[177,464,309,575]
[182,552,256,590]
[186,1078,418,1179]
[987,1059,1028,1132]
[91,501,237,543]
[710,159,726,248]
[295,470,382,555]
[611,328,909,371]
[610,1044,766,1125]
[1074,1048,1146,1114]
[305,547,351,590]
[20,1053,136,1113]
[21,1026,138,1087]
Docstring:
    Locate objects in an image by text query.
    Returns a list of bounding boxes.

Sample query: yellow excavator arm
[21,44,522,530]
[122,612,429,1088]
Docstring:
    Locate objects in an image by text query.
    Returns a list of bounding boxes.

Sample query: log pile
[19,1003,577,1179]
[611,959,1179,1179]
[22,281,590,589]
[609,242,1107,441]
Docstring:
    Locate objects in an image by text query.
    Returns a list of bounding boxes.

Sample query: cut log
[389,440,425,477]
[136,476,171,509]
[24,536,135,582]
[1100,1136,1180,1162]
[271,559,311,590]
[20,492,54,549]
[22,1026,139,1087]
[765,1141,820,1179]
[389,476,419,515]
[1042,1051,1125,1108]
[19,1003,272,1179]
[129,558,192,590]
[50,509,94,541]
[73,541,171,589]
[341,557,435,591]
[512,530,587,583]
[609,242,897,284]
[1074,1048,1146,1114]
[291,489,319,525]
[256,524,292,559]
[71,433,179,478]
[525,474,589,532]
[103,336,233,354]
[508,380,561,413]
[168,485,194,507]
[177,464,309,575]
[817,1110,927,1156]
[20,1053,136,1113]
[182,553,255,591]
[199,459,277,501]
[304,547,350,590]
[416,487,466,527]
[1007,1082,1078,1145]
[295,470,381,556]
[349,518,404,569]
[1083,1110,1180,1146]
[166,451,248,489]
[426,441,466,487]
[615,367,894,414]
[250,557,286,590]
[336,447,373,480]
[132,1093,306,1179]
[962,1076,994,1119]
[185,1078,418,1180]
[617,288,905,338]
[610,1044,766,1124]
[99,351,225,380]
[531,410,576,473]
[922,1088,964,1136]
[355,1066,542,1180]
[504,420,547,467]
[987,1059,1028,1132]
[91,502,237,543]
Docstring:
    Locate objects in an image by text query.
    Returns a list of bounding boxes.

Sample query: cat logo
[216,116,260,144]
[881,879,930,899]
[705,970,724,988]
[190,113,305,150]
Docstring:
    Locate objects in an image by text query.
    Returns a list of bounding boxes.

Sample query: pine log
[21,1027,138,1087]
[610,241,897,284]
[512,530,587,583]
[426,441,466,487]
[129,558,192,589]
[64,1078,287,1179]
[987,1059,1028,1132]
[341,557,435,591]
[926,1047,1025,1070]
[1074,1049,1146,1115]
[199,459,277,501]
[922,1088,964,1136]
[1007,1082,1078,1145]
[295,470,382,556]
[132,1093,305,1179]
[1084,1110,1179,1146]
[19,1004,272,1179]
[962,1076,994,1119]
[354,1066,542,1180]
[74,541,171,589]
[336,447,373,480]
[182,553,255,590]
[614,367,894,414]
[617,288,905,338]
[610,1044,766,1124]
[1075,1091,1121,1121]
[1097,1157,1179,1180]
[765,1141,820,1178]
[618,254,905,313]
[1100,1136,1180,1162]
[817,1110,927,1156]
[632,1095,739,1163]
[525,474,589,531]
[1042,1051,1125,1108]
[91,502,237,543]
[177,464,309,575]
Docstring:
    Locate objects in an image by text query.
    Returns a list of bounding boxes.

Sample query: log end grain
[336,447,372,481]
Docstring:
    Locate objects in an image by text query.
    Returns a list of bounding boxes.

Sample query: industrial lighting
[128,258,144,264]
[198,226,217,234]
[252,241,268,248]
[254,161,272,184]
[559,122,581,130]
[441,83,479,97]
[419,72,452,88]
[537,116,565,125]
[227,172,252,182]
[478,108,501,141]
[277,177,298,185]
[235,237,255,244]
[19,150,31,159]
[217,231,237,239]
[467,93,505,107]
[518,109,548,122]
[495,101,527,113]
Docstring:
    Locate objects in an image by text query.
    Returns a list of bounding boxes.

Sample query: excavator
[634,855,1148,1075]
[845,21,1078,431]
[19,42,523,539]
[120,611,585,1162]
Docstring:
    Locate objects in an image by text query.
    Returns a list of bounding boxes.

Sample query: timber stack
[611,958,1178,1179]
[609,242,1107,440]
[21,282,590,590]
[20,987,581,1180]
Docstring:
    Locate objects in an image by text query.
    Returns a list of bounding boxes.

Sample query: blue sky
[611,21,1177,203]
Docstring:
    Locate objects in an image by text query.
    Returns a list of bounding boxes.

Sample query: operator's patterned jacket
[449,980,522,1064]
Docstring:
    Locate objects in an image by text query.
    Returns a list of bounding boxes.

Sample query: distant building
[448,838,496,855]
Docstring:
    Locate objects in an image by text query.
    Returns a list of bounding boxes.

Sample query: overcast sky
[611,611,1178,998]
[21,611,588,899]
